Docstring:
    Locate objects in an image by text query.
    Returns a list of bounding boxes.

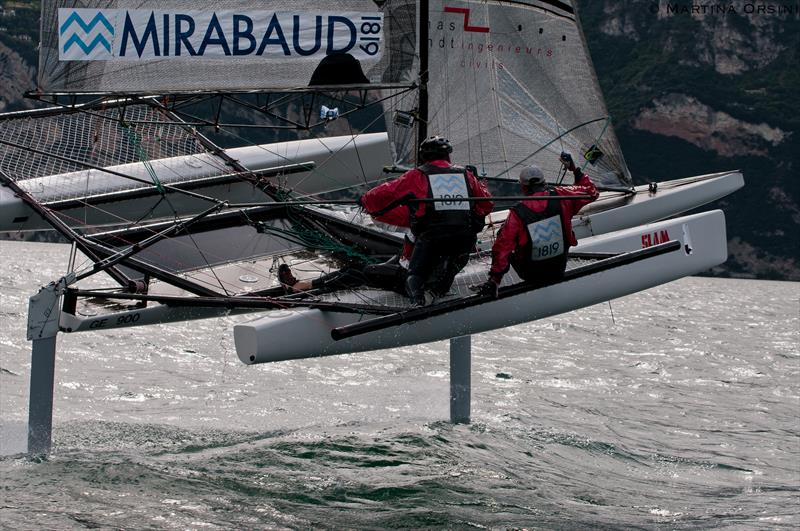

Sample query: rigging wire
[154,99,382,284]
[555,122,568,185]
[5,96,602,293]
[50,203,261,294]
[490,116,610,180]
[14,36,425,321]
[6,100,238,196]
[14,28,558,308]
[5,118,376,295]
[555,120,569,185]
[119,121,165,194]
[595,117,611,145]
[345,107,370,188]
[121,112,233,295]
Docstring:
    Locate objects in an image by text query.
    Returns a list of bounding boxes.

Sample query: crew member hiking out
[361,135,494,306]
[476,152,599,298]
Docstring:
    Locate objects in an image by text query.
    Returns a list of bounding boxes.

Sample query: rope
[595,116,611,145]
[491,116,609,180]
[278,190,380,265]
[119,121,165,195]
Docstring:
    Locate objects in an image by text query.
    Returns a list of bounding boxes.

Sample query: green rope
[287,209,379,265]
[120,122,165,195]
[594,116,611,145]
[262,189,380,265]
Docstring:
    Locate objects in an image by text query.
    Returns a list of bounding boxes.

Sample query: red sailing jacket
[489,170,599,279]
[361,159,494,229]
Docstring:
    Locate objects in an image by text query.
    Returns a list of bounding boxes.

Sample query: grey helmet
[519,165,546,190]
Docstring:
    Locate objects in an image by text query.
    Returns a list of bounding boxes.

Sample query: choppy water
[1,241,798,529]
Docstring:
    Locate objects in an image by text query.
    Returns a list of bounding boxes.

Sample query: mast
[416,0,430,157]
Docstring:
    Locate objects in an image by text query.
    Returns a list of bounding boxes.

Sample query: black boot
[277,264,298,294]
[405,274,426,307]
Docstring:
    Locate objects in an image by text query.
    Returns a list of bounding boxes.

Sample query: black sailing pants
[311,263,407,294]
[407,230,477,297]
[511,253,568,286]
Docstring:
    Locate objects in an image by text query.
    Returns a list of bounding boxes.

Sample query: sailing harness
[412,163,478,236]
[512,189,567,263]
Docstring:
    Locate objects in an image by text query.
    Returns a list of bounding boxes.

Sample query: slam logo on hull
[58,9,384,62]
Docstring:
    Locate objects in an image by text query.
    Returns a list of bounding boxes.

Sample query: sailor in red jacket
[477,152,599,297]
[361,136,494,305]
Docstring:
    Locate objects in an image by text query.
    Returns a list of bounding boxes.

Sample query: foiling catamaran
[1,1,742,452]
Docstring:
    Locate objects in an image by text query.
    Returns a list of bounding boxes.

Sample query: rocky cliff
[578,0,799,280]
[0,1,39,112]
[0,41,36,112]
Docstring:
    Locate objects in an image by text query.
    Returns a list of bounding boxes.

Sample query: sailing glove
[560,152,576,171]
[477,278,500,298]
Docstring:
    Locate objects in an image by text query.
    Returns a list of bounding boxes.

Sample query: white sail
[386,1,632,189]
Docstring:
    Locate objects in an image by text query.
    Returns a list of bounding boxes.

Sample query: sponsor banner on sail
[57,9,384,62]
[39,0,416,93]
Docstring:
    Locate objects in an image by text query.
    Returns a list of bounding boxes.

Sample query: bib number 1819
[533,242,560,258]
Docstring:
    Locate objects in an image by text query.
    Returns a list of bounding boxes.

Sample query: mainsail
[387,0,632,189]
[36,1,629,185]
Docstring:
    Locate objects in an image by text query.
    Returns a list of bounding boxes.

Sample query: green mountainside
[0,1,798,279]
[578,0,799,279]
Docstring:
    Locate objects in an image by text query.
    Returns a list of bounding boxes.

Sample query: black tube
[67,289,400,315]
[0,169,133,288]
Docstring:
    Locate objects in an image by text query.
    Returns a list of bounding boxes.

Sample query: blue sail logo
[59,10,115,59]
[57,9,383,62]
[530,218,562,242]
[433,174,467,193]
[527,216,564,260]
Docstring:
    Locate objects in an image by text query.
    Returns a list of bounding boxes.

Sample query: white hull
[482,170,743,245]
[574,171,743,239]
[233,209,728,364]
[0,133,390,231]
